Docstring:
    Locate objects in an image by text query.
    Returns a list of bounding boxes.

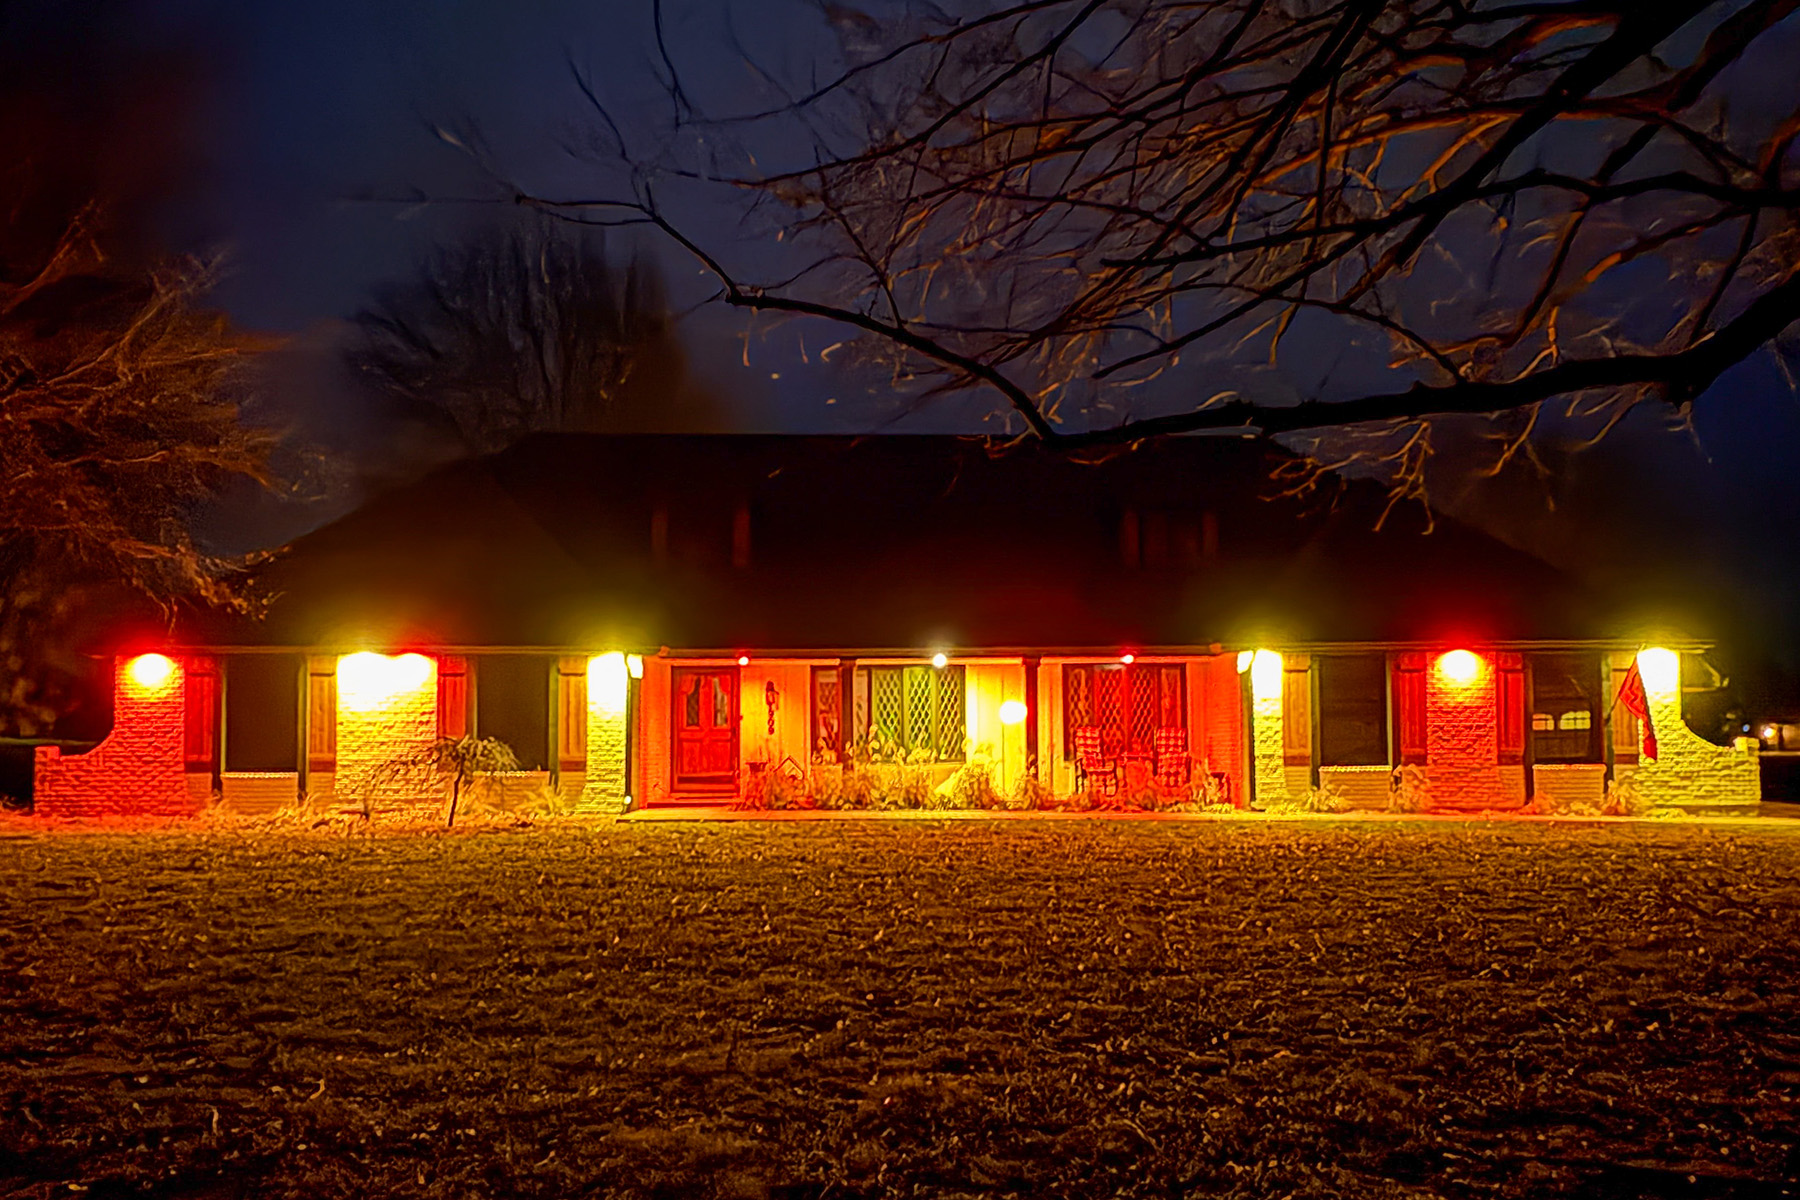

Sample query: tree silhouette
[347,215,722,458]
[0,205,275,735]
[525,0,1800,489]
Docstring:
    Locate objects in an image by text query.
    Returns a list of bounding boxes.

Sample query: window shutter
[183,656,218,770]
[1497,653,1525,765]
[1393,653,1428,765]
[1281,654,1311,767]
[438,655,468,739]
[306,656,337,772]
[558,657,588,771]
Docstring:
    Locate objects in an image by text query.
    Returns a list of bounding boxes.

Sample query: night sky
[11,1,1800,691]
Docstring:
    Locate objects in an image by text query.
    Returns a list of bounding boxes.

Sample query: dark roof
[178,433,1629,652]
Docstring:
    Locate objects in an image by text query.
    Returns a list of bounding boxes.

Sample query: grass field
[2,817,1799,1198]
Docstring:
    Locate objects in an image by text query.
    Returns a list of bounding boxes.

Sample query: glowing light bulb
[931,652,948,669]
[589,653,628,712]
[1236,650,1253,674]
[737,655,750,667]
[1638,647,1679,696]
[338,652,433,711]
[126,653,176,693]
[998,699,1027,726]
[1437,649,1481,685]
[1120,652,1135,665]
[1250,650,1283,699]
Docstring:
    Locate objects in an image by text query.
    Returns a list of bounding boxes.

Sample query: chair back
[1153,726,1190,788]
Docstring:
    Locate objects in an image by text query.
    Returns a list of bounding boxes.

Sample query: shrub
[890,751,936,809]
[1387,765,1431,814]
[1602,772,1651,817]
[938,744,1000,810]
[1008,761,1054,811]
[471,780,571,818]
[363,735,520,827]
[1262,782,1347,814]
[1189,767,1231,808]
[765,769,808,811]
[838,762,883,810]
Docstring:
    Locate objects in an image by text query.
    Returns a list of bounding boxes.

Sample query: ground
[2,818,1799,1199]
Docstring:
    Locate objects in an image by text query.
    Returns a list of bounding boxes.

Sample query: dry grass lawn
[2,817,1799,1198]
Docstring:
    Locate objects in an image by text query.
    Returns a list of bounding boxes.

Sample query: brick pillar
[582,653,630,812]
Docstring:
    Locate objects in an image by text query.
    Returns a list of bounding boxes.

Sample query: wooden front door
[673,667,739,792]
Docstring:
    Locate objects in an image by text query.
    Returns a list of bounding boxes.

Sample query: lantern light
[1236,650,1253,674]
[1120,652,1135,665]
[931,652,948,669]
[1437,649,1482,685]
[1249,649,1283,700]
[626,654,644,679]
[589,653,628,711]
[737,655,751,667]
[126,653,176,693]
[338,652,433,711]
[998,699,1028,726]
[1638,647,1679,696]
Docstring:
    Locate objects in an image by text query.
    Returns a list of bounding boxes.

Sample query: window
[811,667,842,760]
[853,665,965,761]
[1529,652,1602,763]
[475,656,550,770]
[1063,663,1183,758]
[1317,655,1387,766]
[224,655,300,772]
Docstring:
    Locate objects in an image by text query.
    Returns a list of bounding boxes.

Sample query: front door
[673,667,739,793]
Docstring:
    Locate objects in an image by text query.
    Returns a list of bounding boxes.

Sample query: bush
[1008,761,1054,811]
[363,735,520,827]
[937,744,1001,810]
[471,780,571,818]
[1262,782,1348,814]
[765,769,808,811]
[1602,772,1651,817]
[1387,765,1431,814]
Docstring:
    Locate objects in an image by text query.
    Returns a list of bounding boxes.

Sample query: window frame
[1315,654,1390,768]
[1528,652,1604,764]
[851,664,967,762]
[810,666,843,761]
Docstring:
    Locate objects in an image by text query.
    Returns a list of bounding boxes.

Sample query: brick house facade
[32,435,1761,816]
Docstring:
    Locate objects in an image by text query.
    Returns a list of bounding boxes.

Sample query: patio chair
[1073,726,1119,802]
[1154,727,1191,791]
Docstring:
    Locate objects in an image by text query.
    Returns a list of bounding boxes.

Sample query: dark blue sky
[16,0,1800,681]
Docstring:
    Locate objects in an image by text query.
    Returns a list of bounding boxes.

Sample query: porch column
[1023,656,1040,779]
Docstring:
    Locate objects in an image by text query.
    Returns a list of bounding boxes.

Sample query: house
[31,434,1761,818]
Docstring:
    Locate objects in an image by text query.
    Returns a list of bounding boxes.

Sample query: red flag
[1616,662,1658,760]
